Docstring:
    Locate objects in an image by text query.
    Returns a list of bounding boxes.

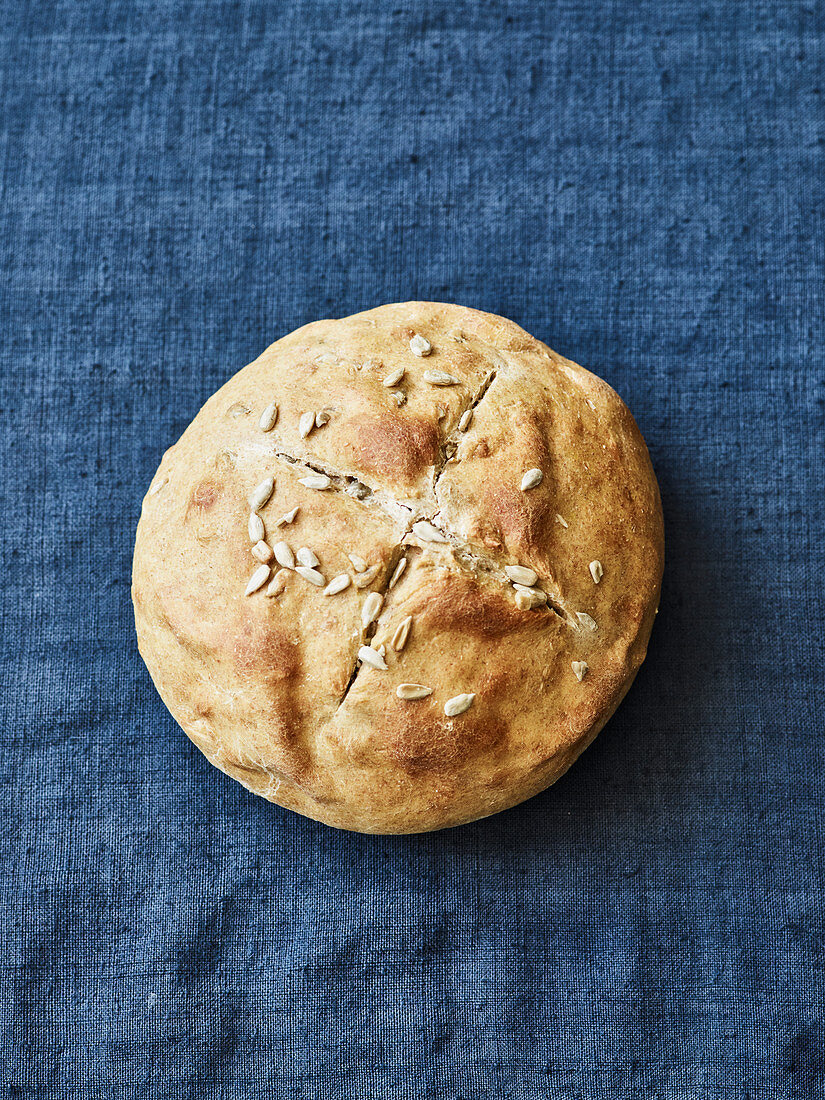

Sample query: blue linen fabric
[1,0,823,1095]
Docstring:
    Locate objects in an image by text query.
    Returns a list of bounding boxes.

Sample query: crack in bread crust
[270,418,578,630]
[431,367,498,488]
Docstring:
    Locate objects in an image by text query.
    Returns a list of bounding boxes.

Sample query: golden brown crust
[132,302,664,832]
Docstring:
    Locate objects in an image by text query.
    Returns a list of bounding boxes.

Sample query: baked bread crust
[132,302,664,833]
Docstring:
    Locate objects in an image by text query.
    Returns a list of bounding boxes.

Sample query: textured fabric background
[2,1,823,1096]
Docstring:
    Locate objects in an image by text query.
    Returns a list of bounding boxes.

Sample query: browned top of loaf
[132,301,664,833]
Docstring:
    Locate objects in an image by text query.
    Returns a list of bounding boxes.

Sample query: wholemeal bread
[132,302,663,833]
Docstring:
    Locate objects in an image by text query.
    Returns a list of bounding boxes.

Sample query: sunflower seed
[148,477,168,496]
[556,513,568,528]
[299,411,316,438]
[409,334,432,356]
[297,546,319,568]
[323,573,351,596]
[514,584,547,605]
[505,564,538,587]
[276,506,300,526]
[444,693,475,717]
[571,660,589,681]
[412,519,449,543]
[298,474,331,490]
[266,569,290,597]
[315,409,332,428]
[589,560,603,584]
[520,468,543,491]
[391,390,407,407]
[249,477,275,510]
[361,591,383,629]
[245,564,271,596]
[358,645,387,670]
[248,513,265,543]
[273,541,295,569]
[423,369,460,386]
[396,684,432,700]
[576,611,598,632]
[391,615,413,651]
[458,409,473,432]
[295,565,325,586]
[251,540,274,563]
[258,402,279,431]
[515,589,546,610]
[389,557,407,588]
[382,366,406,387]
[347,553,368,572]
[587,398,597,411]
[354,564,381,588]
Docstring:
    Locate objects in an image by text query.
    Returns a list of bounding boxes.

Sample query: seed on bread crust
[572,661,588,681]
[389,557,407,589]
[248,513,265,543]
[520,468,543,490]
[361,591,383,629]
[323,574,351,596]
[397,684,432,700]
[423,369,460,386]
[382,366,406,387]
[249,478,275,510]
[589,560,603,583]
[251,540,273,563]
[299,474,331,490]
[444,693,475,717]
[409,334,432,356]
[245,564,271,595]
[273,541,295,569]
[412,520,449,543]
[295,565,325,586]
[391,616,413,651]
[505,564,538,587]
[265,569,290,597]
[258,403,278,431]
[354,564,381,588]
[358,645,387,670]
[276,506,299,526]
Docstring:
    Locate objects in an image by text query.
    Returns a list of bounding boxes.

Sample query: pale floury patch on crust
[133,301,663,833]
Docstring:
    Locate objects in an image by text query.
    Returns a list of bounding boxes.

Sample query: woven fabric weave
[2,1,823,1096]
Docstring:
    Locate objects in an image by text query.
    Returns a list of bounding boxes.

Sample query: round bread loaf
[132,302,663,833]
